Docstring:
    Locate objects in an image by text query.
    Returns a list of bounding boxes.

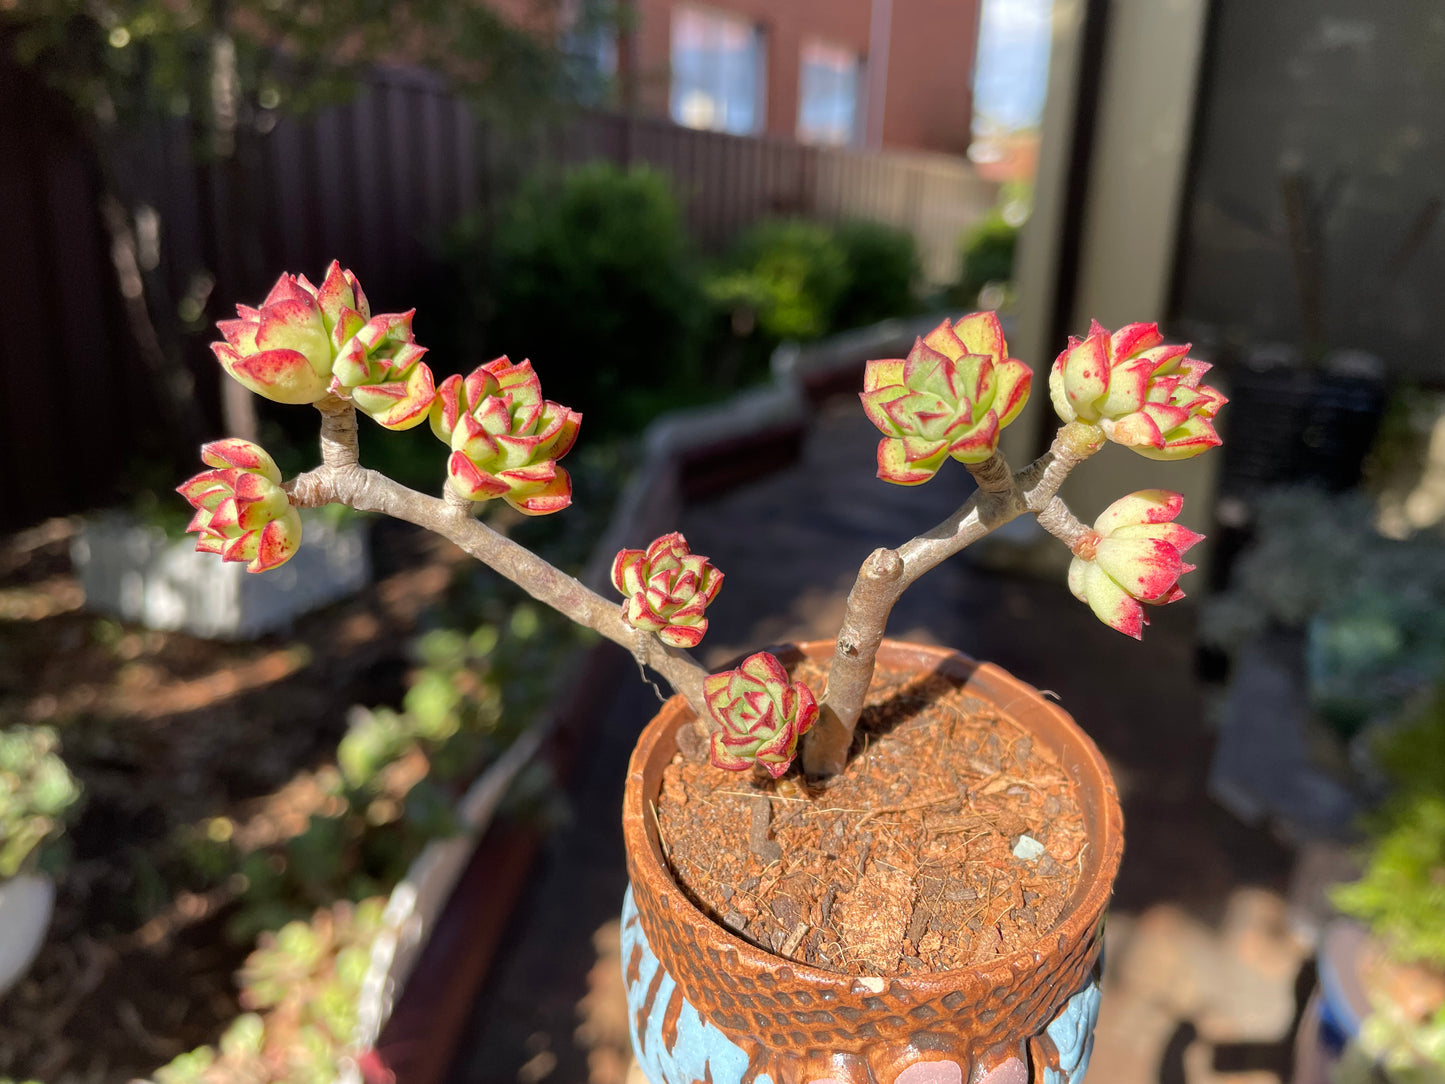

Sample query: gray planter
[72,512,370,639]
[0,873,53,999]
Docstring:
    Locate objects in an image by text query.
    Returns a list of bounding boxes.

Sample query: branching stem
[802,420,1103,777]
[274,397,1101,777]
[285,399,711,719]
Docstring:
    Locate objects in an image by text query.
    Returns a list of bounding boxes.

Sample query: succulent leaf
[861,312,1032,484]
[429,357,582,516]
[1049,321,1226,459]
[328,309,437,430]
[1067,489,1203,639]
[177,439,302,573]
[611,533,724,648]
[211,264,360,405]
[704,652,819,778]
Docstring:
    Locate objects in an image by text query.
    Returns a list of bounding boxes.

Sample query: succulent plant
[212,263,372,405]
[0,726,82,879]
[1066,490,1202,639]
[860,312,1031,484]
[428,357,582,514]
[329,310,436,430]
[611,532,724,648]
[153,899,386,1084]
[1049,321,1226,460]
[704,652,820,778]
[188,262,1225,783]
[176,439,302,573]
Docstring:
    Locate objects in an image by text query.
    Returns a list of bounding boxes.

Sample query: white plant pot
[0,873,55,998]
[72,511,370,640]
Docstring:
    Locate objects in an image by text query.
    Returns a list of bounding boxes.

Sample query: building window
[670,6,765,135]
[561,0,619,105]
[797,40,861,146]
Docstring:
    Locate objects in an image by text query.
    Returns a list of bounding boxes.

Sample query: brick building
[610,0,982,155]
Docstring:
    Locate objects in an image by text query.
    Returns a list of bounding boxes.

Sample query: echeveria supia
[1067,489,1203,639]
[212,262,373,405]
[177,439,302,573]
[428,357,581,516]
[705,652,819,778]
[1049,321,1226,460]
[611,532,724,649]
[329,310,436,431]
[860,312,1032,484]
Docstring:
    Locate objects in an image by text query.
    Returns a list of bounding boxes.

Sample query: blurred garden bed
[0,497,592,1081]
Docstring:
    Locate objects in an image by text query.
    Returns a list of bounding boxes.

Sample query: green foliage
[1336,1002,1445,1083]
[151,898,385,1084]
[458,162,709,437]
[0,726,83,879]
[831,221,921,330]
[952,208,1019,308]
[708,219,849,342]
[1374,690,1445,801]
[5,0,588,136]
[1332,691,1445,971]
[200,592,577,943]
[1201,487,1445,735]
[1331,792,1445,970]
[705,217,920,386]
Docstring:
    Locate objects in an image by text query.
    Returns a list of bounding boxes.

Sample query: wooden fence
[1,62,996,529]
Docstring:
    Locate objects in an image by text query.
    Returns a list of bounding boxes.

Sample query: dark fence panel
[1,61,995,529]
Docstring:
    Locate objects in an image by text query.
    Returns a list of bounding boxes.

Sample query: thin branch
[965,451,1018,502]
[804,421,1104,777]
[803,547,903,777]
[1035,497,1093,551]
[316,396,361,468]
[284,406,710,719]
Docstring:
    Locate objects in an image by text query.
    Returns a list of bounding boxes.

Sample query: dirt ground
[0,518,469,1081]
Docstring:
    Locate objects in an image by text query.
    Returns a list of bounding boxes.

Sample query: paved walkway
[447,399,1311,1084]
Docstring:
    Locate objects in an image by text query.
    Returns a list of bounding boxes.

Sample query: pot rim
[623,638,1125,988]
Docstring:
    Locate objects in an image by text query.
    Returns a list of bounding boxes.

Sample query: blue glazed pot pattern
[622,886,1103,1084]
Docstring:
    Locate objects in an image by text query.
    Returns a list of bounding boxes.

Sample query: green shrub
[471,162,709,436]
[952,208,1019,308]
[708,219,849,342]
[833,220,920,329]
[1331,791,1445,970]
[1331,691,1445,969]
[0,726,82,878]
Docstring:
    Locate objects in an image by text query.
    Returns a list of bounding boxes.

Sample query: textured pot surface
[621,641,1124,1084]
[0,873,55,997]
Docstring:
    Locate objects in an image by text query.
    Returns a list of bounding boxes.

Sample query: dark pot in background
[1218,359,1387,498]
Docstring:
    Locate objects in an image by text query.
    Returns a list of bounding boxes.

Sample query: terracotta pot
[621,640,1125,1084]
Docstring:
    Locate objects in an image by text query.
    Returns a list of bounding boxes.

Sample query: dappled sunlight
[0,576,83,622]
[1092,889,1313,1084]
[576,918,633,1084]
